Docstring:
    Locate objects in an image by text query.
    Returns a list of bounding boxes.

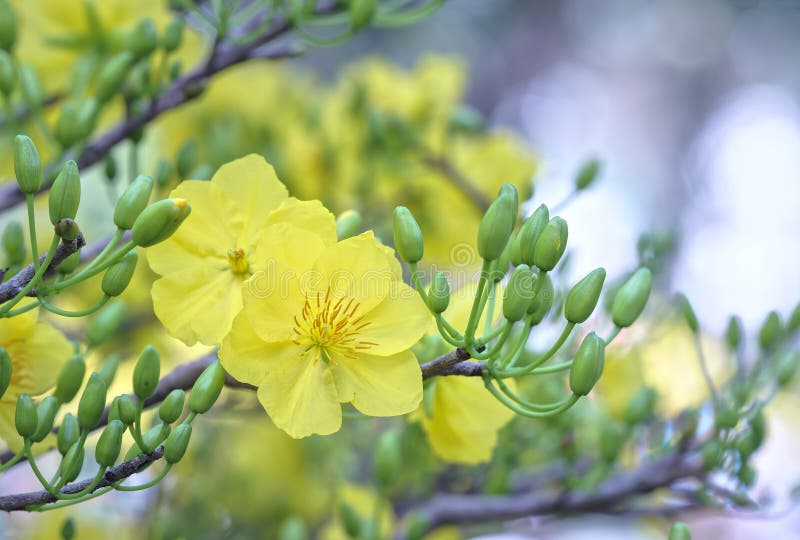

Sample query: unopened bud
[188,360,226,414]
[49,160,81,225]
[162,18,185,52]
[31,395,59,443]
[575,158,601,191]
[15,393,37,438]
[54,218,80,241]
[129,18,158,59]
[0,50,15,95]
[477,196,515,261]
[95,420,125,467]
[611,267,652,328]
[569,332,605,396]
[87,300,126,347]
[164,423,192,463]
[2,220,25,266]
[392,206,424,263]
[503,265,534,322]
[13,134,42,193]
[101,250,138,297]
[95,52,134,102]
[54,354,86,404]
[427,271,450,314]
[131,198,191,247]
[133,345,160,401]
[159,389,185,424]
[564,268,606,324]
[674,292,699,333]
[57,413,79,455]
[336,209,362,240]
[532,217,568,271]
[758,310,782,351]
[77,373,107,430]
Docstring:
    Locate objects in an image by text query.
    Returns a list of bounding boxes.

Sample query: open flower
[0,308,71,451]
[147,154,336,346]
[220,228,430,438]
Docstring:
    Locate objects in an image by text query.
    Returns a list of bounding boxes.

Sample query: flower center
[292,288,377,365]
[227,248,249,274]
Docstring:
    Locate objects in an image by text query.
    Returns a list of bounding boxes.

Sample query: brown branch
[419,348,482,378]
[0,446,164,511]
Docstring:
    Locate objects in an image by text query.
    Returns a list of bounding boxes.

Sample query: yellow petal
[332,350,422,416]
[219,312,296,385]
[152,265,242,346]
[211,154,289,248]
[263,197,337,247]
[356,283,431,355]
[147,180,240,275]
[257,356,342,438]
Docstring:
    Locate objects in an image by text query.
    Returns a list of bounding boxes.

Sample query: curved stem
[79,228,124,275]
[112,463,172,491]
[1,236,60,313]
[464,260,491,346]
[483,376,579,418]
[38,294,110,317]
[56,467,105,500]
[50,241,135,293]
[499,322,575,378]
[24,440,56,495]
[27,197,39,273]
[28,486,113,512]
[491,374,573,412]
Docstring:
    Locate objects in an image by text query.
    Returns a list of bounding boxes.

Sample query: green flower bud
[575,158,601,191]
[374,428,402,488]
[477,197,514,261]
[61,517,76,540]
[335,209,363,240]
[164,423,192,463]
[95,419,125,467]
[611,267,652,328]
[725,315,743,350]
[349,0,377,29]
[15,393,37,438]
[48,160,81,225]
[143,423,170,453]
[31,395,59,443]
[117,394,138,425]
[497,183,519,226]
[0,347,11,400]
[339,500,363,538]
[159,389,185,424]
[758,310,782,351]
[13,135,42,193]
[0,0,17,52]
[515,205,550,266]
[54,354,86,404]
[569,332,605,396]
[129,18,158,59]
[59,441,85,483]
[668,522,691,540]
[714,401,739,430]
[56,251,81,275]
[155,158,172,188]
[107,396,121,423]
[188,360,226,414]
[19,65,43,110]
[133,345,160,401]
[54,102,81,149]
[674,293,699,333]
[114,174,154,229]
[97,355,120,388]
[738,464,756,487]
[2,220,25,266]
[0,50,15,95]
[532,217,568,271]
[600,422,624,463]
[503,265,534,322]
[87,301,126,347]
[490,237,513,282]
[527,273,554,325]
[57,413,79,455]
[127,61,150,99]
[624,387,657,425]
[77,373,108,430]
[96,52,134,103]
[54,218,80,241]
[777,351,799,387]
[101,250,138,297]
[564,267,606,324]
[176,139,198,178]
[74,99,99,140]
[427,271,450,314]
[736,429,760,461]
[104,154,118,183]
[787,302,800,334]
[162,18,185,52]
[392,206,424,263]
[131,198,191,247]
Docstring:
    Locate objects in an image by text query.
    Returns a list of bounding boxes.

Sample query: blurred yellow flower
[220,231,430,438]
[147,154,336,346]
[0,307,72,451]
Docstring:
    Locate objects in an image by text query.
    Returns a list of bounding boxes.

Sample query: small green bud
[600,422,624,463]
[133,345,160,401]
[527,273,554,325]
[127,61,150,99]
[114,174,154,229]
[725,315,743,350]
[532,216,568,271]
[750,408,767,448]
[340,500,363,538]
[164,423,192,463]
[477,197,514,261]
[497,183,519,226]
[349,0,377,29]
[18,65,43,110]
[503,265,534,322]
[777,351,800,387]
[95,51,134,103]
[104,154,118,182]
[188,360,226,414]
[517,205,551,265]
[54,218,80,241]
[95,419,125,467]
[97,355,121,387]
[335,209,363,240]
[758,310,782,351]
[131,198,191,247]
[427,271,450,314]
[564,267,606,324]
[101,250,138,297]
[13,135,42,193]
[674,293,699,333]
[787,302,800,334]
[0,347,11,400]
[374,428,402,488]
[738,464,756,487]
[74,99,99,140]
[155,158,172,188]
[56,251,81,275]
[57,413,79,455]
[714,401,739,430]
[176,139,198,178]
[392,206,424,263]
[736,429,760,461]
[162,18,185,52]
[569,332,605,396]
[87,301,126,347]
[54,354,86,404]
[143,422,170,453]
[129,18,158,59]
[0,0,17,52]
[61,517,76,540]
[31,395,59,443]
[54,102,81,149]
[59,441,85,483]
[624,387,657,425]
[107,396,121,423]
[575,158,601,191]
[611,267,653,328]
[159,389,185,424]
[15,393,37,438]
[668,522,691,540]
[2,220,25,266]
[77,373,108,430]
[0,50,15,95]
[701,440,722,471]
[117,394,138,425]
[48,160,81,225]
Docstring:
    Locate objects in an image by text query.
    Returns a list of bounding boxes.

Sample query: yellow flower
[416,282,515,464]
[147,154,336,346]
[220,230,430,438]
[0,308,72,451]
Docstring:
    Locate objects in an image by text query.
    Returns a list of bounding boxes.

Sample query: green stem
[470,323,511,360]
[483,376,579,418]
[2,300,42,317]
[434,315,464,347]
[27,195,39,272]
[374,0,444,27]
[49,241,135,293]
[1,236,60,313]
[693,333,719,404]
[527,360,573,375]
[0,449,25,472]
[491,374,573,412]
[605,326,622,345]
[492,320,532,370]
[112,463,172,491]
[80,228,124,275]
[56,467,105,500]
[499,322,575,377]
[28,486,113,512]
[24,440,56,495]
[464,260,491,346]
[38,294,110,317]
